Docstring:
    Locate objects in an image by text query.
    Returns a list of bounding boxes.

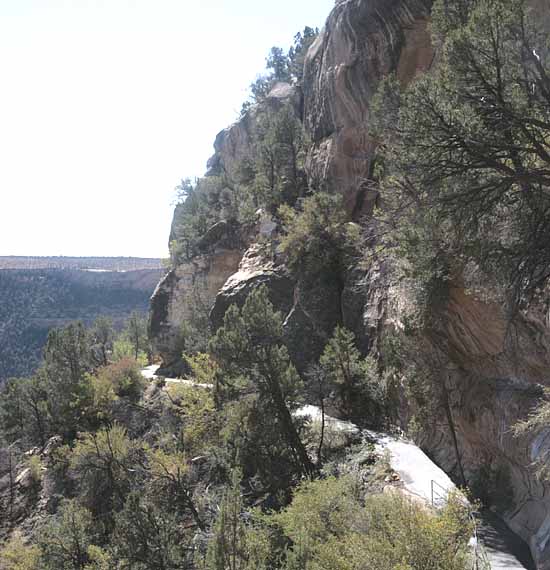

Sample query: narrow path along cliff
[141,367,535,569]
[299,405,537,570]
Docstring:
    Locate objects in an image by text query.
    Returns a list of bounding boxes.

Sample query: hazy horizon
[0,0,334,258]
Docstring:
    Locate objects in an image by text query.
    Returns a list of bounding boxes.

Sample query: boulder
[210,245,294,331]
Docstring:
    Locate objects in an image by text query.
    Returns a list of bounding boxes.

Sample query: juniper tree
[210,286,316,480]
[373,0,550,307]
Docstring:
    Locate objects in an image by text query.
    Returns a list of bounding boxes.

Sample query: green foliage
[249,27,319,103]
[167,379,218,455]
[374,0,550,307]
[171,105,307,264]
[111,338,146,366]
[44,322,91,386]
[280,193,357,277]
[0,317,150,446]
[239,105,308,218]
[267,46,291,83]
[318,326,384,425]
[69,425,140,521]
[38,500,101,570]
[41,323,96,440]
[288,27,318,83]
[0,322,100,445]
[180,283,213,355]
[112,492,190,570]
[170,176,239,263]
[0,375,49,445]
[271,477,474,570]
[27,455,43,486]
[0,533,40,570]
[96,357,145,402]
[122,311,149,362]
[211,285,316,484]
[201,472,272,570]
[145,447,203,526]
[89,316,115,368]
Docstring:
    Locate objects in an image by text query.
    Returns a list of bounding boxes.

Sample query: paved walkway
[298,406,535,570]
[141,364,212,389]
[477,510,536,570]
[142,372,535,569]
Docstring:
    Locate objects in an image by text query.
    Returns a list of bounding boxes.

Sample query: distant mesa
[0,256,164,271]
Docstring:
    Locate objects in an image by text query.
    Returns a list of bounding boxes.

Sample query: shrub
[272,476,474,570]
[95,358,145,402]
[27,455,43,486]
[0,533,41,570]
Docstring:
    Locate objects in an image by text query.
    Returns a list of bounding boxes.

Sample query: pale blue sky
[0,0,334,258]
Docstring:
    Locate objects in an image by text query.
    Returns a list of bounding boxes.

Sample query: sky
[0,0,335,259]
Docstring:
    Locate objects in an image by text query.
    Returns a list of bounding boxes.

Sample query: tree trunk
[265,370,316,479]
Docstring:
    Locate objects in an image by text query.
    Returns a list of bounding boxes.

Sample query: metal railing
[430,480,491,570]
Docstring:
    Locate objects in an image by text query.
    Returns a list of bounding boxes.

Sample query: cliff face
[303,0,433,215]
[371,277,550,568]
[150,0,550,566]
[149,84,301,374]
[149,249,242,375]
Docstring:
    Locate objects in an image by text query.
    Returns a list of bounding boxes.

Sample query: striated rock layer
[303,0,433,216]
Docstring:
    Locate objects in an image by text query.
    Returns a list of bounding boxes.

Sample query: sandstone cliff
[150,1,550,567]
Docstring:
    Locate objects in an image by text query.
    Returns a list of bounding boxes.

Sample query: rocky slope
[149,0,550,567]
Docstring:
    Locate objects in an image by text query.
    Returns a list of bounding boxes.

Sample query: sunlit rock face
[149,248,243,375]
[303,0,433,217]
[206,82,302,181]
[149,84,301,374]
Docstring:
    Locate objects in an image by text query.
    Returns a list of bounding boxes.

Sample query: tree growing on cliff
[242,105,308,215]
[210,285,316,480]
[373,0,550,307]
[318,326,383,424]
[249,27,319,103]
[279,192,358,278]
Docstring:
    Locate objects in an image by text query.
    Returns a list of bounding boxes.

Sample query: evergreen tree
[319,326,382,423]
[38,500,101,570]
[112,493,190,570]
[89,316,115,368]
[210,286,316,479]
[374,0,550,306]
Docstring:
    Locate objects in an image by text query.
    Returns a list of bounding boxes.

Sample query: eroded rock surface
[303,0,433,216]
[149,248,242,374]
[367,275,550,569]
